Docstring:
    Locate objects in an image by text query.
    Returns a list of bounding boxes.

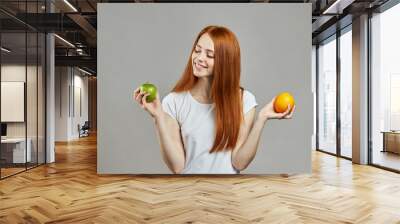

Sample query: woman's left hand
[258,97,295,122]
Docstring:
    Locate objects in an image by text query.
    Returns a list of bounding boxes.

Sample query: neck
[191,76,213,98]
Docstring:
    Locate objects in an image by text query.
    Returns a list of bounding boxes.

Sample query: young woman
[134,25,294,174]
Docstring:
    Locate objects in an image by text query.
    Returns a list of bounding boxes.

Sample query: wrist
[154,112,165,123]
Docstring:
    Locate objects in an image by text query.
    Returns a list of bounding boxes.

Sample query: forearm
[232,117,267,170]
[154,113,185,173]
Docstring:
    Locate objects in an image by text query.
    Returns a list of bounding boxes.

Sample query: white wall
[55,67,89,141]
[1,66,26,132]
[55,67,70,141]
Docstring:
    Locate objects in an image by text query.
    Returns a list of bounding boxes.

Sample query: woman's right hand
[133,87,163,119]
[258,96,295,122]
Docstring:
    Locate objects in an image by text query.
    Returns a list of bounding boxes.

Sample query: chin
[193,70,211,78]
[192,71,203,77]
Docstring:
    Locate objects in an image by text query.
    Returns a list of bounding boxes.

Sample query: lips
[194,62,207,70]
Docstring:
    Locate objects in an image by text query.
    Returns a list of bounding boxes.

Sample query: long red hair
[172,25,243,153]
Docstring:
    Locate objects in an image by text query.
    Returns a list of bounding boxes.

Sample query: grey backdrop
[98,3,312,174]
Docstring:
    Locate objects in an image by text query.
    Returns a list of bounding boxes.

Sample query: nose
[196,51,207,63]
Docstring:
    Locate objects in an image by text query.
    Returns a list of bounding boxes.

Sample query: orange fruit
[274,92,295,113]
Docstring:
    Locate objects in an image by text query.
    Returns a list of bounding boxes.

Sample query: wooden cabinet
[382,131,400,154]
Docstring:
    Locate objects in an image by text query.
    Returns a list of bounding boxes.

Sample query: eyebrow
[196,44,214,53]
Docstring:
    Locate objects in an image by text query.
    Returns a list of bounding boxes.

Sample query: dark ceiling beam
[12,13,83,32]
[0,18,27,31]
[55,55,96,70]
[0,8,38,31]
[8,12,97,46]
[86,0,97,11]
[2,12,96,48]
[67,13,97,39]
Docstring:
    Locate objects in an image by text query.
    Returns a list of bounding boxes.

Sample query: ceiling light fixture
[1,47,11,53]
[78,67,93,76]
[63,0,78,12]
[54,34,75,48]
[322,0,355,15]
[76,48,84,55]
[323,0,343,14]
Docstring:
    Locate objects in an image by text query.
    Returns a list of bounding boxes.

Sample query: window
[318,36,337,155]
[340,28,352,158]
[371,2,400,171]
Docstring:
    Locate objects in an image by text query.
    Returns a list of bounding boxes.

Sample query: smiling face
[191,33,215,78]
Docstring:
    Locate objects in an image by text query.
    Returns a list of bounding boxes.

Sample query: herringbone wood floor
[1,134,400,224]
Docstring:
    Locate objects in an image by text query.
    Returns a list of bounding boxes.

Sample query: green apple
[139,82,157,103]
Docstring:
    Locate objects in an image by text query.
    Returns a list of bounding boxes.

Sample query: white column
[46,1,55,163]
[46,33,55,163]
[352,14,369,164]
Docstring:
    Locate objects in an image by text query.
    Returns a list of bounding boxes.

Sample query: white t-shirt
[161,90,258,174]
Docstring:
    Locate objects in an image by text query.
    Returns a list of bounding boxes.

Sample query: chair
[78,121,90,138]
